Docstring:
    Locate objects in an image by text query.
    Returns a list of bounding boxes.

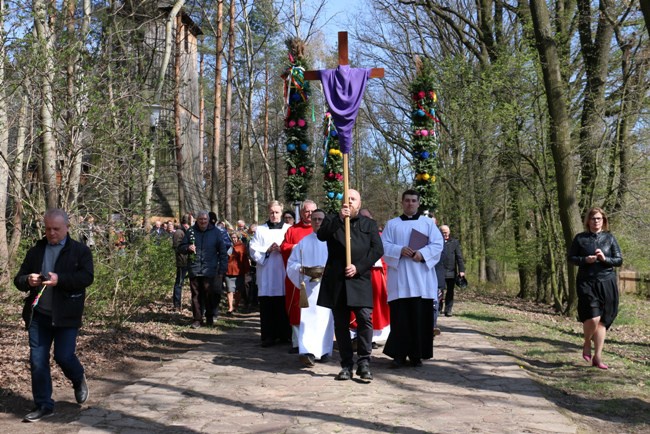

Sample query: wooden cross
[304,31,384,266]
[303,32,384,80]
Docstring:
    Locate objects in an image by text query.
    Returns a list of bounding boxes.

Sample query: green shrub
[85,237,175,326]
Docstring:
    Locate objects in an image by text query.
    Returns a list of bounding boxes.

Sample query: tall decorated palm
[410,57,440,212]
[282,38,313,204]
[321,111,344,213]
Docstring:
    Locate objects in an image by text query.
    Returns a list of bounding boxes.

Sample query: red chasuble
[280,222,314,325]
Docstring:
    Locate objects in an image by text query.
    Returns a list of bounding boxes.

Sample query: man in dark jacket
[179,211,228,328]
[439,225,465,317]
[172,214,192,310]
[317,189,383,381]
[14,209,94,422]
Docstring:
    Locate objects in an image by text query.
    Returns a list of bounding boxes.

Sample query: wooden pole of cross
[304,32,384,266]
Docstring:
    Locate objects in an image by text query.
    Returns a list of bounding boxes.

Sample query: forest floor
[0,288,648,433]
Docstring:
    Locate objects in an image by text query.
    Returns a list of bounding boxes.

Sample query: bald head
[348,189,361,218]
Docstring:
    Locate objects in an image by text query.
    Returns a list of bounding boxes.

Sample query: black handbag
[455,275,468,288]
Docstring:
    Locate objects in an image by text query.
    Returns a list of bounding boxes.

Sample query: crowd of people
[13,198,623,422]
[163,189,473,381]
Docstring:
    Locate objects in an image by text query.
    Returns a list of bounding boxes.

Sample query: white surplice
[381,216,444,302]
[286,233,334,358]
[249,223,290,297]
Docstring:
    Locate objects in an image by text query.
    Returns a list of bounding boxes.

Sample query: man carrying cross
[317,189,383,380]
[304,32,384,381]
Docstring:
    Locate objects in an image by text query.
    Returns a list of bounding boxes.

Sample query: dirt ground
[0,294,647,433]
[0,300,208,433]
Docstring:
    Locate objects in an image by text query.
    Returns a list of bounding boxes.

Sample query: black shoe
[299,353,315,367]
[356,364,373,380]
[444,312,453,317]
[261,339,275,348]
[336,367,353,381]
[206,317,215,326]
[371,342,379,349]
[288,346,299,354]
[74,375,89,404]
[23,407,54,422]
[389,358,406,369]
[318,354,330,363]
[410,358,423,367]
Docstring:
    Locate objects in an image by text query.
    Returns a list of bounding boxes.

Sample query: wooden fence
[619,270,650,298]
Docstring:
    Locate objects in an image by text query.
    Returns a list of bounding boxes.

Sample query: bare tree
[0,0,9,282]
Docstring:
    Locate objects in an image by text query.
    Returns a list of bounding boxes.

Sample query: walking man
[179,211,228,328]
[286,209,334,366]
[172,214,191,310]
[280,199,318,353]
[14,209,94,422]
[381,190,443,368]
[439,225,465,316]
[249,200,292,347]
[317,189,383,381]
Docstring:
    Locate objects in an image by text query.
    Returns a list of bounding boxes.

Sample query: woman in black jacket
[568,207,622,370]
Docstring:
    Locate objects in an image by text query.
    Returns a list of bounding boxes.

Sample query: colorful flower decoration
[322,111,344,213]
[283,37,313,203]
[410,57,440,212]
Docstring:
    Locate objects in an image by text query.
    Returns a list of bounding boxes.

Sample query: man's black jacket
[14,235,94,329]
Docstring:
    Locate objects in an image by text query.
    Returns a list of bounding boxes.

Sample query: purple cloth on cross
[320,65,371,154]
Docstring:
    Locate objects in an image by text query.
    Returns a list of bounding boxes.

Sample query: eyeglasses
[590,217,603,221]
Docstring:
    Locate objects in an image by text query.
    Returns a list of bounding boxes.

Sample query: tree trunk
[0,0,9,283]
[8,88,30,264]
[210,0,223,217]
[33,0,58,209]
[529,0,583,313]
[174,14,186,217]
[576,0,614,212]
[223,0,235,221]
[263,60,274,200]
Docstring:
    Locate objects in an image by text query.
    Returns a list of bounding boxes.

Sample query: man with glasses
[286,209,334,367]
[280,200,319,353]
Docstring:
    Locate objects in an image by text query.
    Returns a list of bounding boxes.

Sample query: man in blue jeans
[14,209,94,422]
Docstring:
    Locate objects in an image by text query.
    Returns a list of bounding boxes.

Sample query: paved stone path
[72,313,576,433]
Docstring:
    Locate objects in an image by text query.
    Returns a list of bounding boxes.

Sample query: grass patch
[456,287,650,432]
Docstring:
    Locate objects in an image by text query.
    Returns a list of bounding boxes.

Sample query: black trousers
[384,297,434,361]
[442,278,456,314]
[332,292,372,369]
[190,276,216,323]
[259,296,291,343]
